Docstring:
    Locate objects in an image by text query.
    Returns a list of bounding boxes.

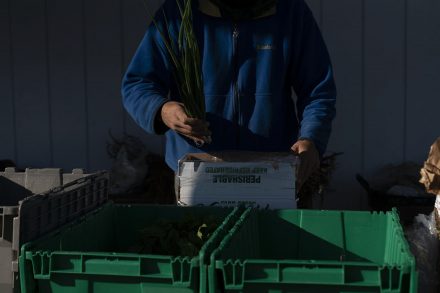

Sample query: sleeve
[121,3,176,135]
[291,1,337,156]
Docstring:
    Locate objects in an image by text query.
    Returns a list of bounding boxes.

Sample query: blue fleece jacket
[122,0,336,171]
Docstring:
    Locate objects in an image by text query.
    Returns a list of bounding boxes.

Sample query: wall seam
[360,0,366,210]
[82,0,90,171]
[403,0,408,162]
[120,0,127,134]
[319,0,324,28]
[44,0,54,166]
[8,0,18,164]
[361,0,366,176]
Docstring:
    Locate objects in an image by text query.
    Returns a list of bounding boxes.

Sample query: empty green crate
[19,203,242,293]
[209,208,417,293]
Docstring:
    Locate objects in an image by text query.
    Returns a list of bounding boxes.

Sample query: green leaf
[142,0,206,121]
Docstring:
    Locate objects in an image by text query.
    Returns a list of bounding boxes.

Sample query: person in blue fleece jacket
[122,0,336,188]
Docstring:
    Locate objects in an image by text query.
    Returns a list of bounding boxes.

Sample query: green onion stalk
[142,0,210,145]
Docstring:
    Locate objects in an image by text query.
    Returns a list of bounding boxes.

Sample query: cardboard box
[176,152,298,209]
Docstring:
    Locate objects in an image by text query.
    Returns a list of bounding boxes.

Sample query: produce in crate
[131,213,220,256]
[19,205,241,293]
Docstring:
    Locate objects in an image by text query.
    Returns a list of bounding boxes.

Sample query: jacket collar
[198,0,276,19]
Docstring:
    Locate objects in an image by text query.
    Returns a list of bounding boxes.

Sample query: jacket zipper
[232,22,240,146]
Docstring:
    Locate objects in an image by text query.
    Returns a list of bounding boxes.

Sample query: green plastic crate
[19,203,243,293]
[209,209,418,293]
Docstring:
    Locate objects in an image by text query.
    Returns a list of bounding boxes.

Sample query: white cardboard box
[176,152,298,209]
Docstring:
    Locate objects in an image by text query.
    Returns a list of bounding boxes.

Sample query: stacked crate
[0,168,107,292]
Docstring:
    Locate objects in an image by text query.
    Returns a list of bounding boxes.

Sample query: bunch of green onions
[143,0,206,120]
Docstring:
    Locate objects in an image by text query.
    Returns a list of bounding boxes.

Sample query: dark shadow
[214,210,398,292]
[0,176,33,206]
[109,153,176,205]
[356,174,435,224]
[216,211,410,293]
[199,113,294,153]
[0,160,15,172]
[255,211,371,262]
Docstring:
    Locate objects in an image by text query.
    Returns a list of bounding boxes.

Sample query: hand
[291,139,320,190]
[160,101,211,145]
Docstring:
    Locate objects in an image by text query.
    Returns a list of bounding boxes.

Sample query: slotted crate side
[17,171,108,247]
[0,168,90,242]
[209,209,417,293]
[0,168,102,293]
[19,204,243,293]
[14,171,108,291]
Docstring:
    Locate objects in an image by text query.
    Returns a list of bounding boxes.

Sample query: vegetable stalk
[142,0,206,121]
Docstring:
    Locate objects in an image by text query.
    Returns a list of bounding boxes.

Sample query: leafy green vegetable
[134,213,220,257]
[142,0,206,120]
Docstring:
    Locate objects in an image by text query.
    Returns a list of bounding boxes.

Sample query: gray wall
[0,0,165,173]
[1,0,439,209]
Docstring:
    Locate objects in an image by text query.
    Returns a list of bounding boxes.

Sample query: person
[122,0,336,189]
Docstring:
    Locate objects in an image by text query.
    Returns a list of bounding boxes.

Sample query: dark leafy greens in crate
[132,213,220,256]
[19,204,241,293]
